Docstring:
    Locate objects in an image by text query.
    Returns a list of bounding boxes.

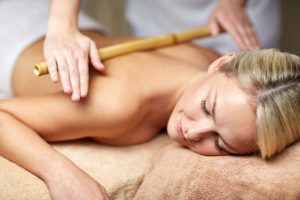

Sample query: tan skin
[45,0,261,102]
[0,31,220,199]
[1,31,259,199]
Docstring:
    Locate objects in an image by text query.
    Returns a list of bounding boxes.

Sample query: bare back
[7,31,219,145]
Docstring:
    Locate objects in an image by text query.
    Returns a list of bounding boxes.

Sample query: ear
[208,52,236,73]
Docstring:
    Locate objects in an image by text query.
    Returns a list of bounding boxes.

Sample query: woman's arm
[2,59,151,198]
[7,30,220,198]
[0,108,108,199]
[1,68,150,198]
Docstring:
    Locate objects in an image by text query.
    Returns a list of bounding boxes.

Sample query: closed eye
[214,136,225,153]
[200,100,209,115]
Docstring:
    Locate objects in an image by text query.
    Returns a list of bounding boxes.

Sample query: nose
[185,121,215,142]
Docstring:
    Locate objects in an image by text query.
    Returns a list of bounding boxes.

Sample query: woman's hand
[208,0,261,51]
[46,164,109,200]
[44,29,104,101]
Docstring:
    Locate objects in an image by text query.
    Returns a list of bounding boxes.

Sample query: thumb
[90,41,105,71]
[208,16,220,36]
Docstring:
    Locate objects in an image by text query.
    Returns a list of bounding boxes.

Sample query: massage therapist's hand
[208,0,261,51]
[45,0,104,101]
[46,163,109,200]
[44,28,104,101]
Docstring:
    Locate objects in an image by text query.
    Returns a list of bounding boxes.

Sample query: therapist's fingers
[44,31,99,100]
[208,15,221,36]
[44,42,59,82]
[217,15,249,50]
[230,15,260,50]
[89,41,104,71]
[56,55,72,94]
[45,54,58,82]
[65,53,81,101]
[209,11,246,50]
[208,4,261,51]
[224,15,257,50]
[243,25,261,50]
[78,52,89,98]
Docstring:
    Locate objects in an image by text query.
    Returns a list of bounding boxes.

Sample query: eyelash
[200,100,209,115]
[214,137,224,153]
[201,100,223,153]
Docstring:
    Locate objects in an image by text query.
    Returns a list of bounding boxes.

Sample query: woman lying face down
[168,49,300,159]
[1,32,299,199]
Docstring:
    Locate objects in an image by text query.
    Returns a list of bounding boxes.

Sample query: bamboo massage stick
[34,27,212,76]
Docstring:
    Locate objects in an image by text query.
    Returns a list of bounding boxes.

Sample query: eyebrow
[211,89,240,154]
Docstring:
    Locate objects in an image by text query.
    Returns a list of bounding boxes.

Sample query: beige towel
[2,133,300,200]
[0,134,171,200]
[135,141,300,200]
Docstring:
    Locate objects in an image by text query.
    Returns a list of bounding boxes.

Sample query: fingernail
[211,28,216,35]
[51,77,57,82]
[81,90,88,97]
[211,25,218,35]
[50,73,57,81]
[98,62,105,69]
[64,86,72,93]
[72,94,80,101]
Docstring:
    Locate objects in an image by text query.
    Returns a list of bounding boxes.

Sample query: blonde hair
[220,49,300,159]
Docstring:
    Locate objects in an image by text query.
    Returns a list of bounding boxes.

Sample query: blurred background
[82,0,300,55]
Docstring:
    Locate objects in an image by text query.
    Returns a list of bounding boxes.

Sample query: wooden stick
[33,27,211,76]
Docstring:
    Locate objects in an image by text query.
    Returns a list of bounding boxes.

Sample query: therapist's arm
[208,0,261,51]
[45,0,104,101]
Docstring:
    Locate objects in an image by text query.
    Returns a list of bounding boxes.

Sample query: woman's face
[167,71,257,156]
